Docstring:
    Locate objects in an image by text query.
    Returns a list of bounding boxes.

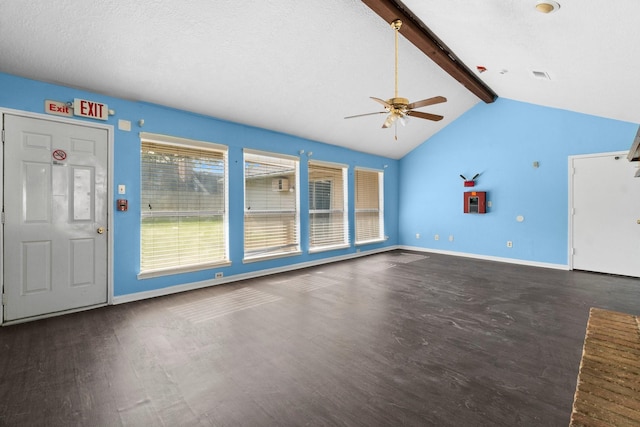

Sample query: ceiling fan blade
[371,97,391,108]
[382,112,400,128]
[344,111,387,119]
[406,96,447,110]
[406,110,444,122]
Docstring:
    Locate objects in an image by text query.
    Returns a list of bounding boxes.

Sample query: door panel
[71,238,95,286]
[3,114,108,321]
[22,241,52,293]
[24,162,52,221]
[572,154,640,277]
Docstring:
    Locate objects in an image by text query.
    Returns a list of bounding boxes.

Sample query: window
[140,133,228,277]
[244,150,300,261]
[355,168,384,244]
[308,161,349,251]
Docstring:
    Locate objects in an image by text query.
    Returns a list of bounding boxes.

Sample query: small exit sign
[73,98,108,121]
[45,100,73,117]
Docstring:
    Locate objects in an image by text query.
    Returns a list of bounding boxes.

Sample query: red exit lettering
[80,100,105,118]
[49,103,69,114]
[73,98,108,120]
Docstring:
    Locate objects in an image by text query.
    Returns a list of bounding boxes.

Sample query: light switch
[118,184,126,195]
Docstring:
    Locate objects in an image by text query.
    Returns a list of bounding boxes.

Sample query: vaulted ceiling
[0,0,638,159]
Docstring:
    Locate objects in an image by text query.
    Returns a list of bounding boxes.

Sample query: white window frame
[138,132,229,278]
[355,167,385,245]
[243,149,301,262]
[308,160,349,253]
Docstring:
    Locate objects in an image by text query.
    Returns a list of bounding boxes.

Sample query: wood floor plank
[1,251,640,426]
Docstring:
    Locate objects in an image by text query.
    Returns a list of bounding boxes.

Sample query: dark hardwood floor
[1,250,639,426]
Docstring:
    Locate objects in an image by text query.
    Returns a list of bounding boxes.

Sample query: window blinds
[140,138,228,274]
[244,151,299,260]
[308,161,349,250]
[355,168,384,243]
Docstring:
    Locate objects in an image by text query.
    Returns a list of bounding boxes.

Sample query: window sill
[355,237,388,246]
[243,250,302,264]
[309,243,351,254]
[138,260,232,279]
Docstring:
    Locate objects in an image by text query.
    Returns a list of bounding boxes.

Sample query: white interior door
[3,114,108,321]
[571,153,640,277]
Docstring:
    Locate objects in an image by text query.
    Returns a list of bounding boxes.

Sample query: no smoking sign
[52,149,67,161]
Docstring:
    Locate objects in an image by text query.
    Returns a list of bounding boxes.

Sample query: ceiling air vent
[532,70,551,80]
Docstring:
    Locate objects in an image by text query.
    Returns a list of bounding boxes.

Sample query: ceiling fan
[345,19,446,134]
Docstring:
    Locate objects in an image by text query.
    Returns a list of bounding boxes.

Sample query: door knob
[637,219,640,224]
[97,227,105,234]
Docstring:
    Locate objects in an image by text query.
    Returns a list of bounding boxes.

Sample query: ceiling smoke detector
[535,1,560,13]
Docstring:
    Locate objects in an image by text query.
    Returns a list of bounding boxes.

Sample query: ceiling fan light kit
[345,19,446,136]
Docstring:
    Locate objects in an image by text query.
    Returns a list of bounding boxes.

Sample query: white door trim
[567,150,628,271]
[0,107,114,325]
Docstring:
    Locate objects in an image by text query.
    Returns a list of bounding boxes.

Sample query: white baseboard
[113,245,400,305]
[398,245,569,270]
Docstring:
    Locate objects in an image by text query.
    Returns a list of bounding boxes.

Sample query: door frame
[1,107,115,324]
[567,150,628,272]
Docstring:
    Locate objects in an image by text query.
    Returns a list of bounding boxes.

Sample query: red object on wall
[464,180,475,187]
[464,191,486,214]
[117,199,128,211]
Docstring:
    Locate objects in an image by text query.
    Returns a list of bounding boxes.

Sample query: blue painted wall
[399,98,638,265]
[0,72,399,297]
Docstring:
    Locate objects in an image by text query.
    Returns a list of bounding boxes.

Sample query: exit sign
[73,98,108,121]
[45,100,73,117]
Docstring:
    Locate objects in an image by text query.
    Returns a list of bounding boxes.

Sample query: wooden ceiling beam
[361,0,497,103]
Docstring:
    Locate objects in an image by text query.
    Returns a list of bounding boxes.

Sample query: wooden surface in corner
[570,307,640,426]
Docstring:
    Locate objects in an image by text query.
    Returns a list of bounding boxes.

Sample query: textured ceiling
[402,0,640,124]
[0,1,638,159]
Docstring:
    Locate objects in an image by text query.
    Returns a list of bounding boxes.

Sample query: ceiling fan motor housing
[389,97,409,106]
[389,97,410,115]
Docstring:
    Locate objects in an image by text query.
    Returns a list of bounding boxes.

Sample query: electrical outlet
[449,235,454,242]
[506,241,513,248]
[215,272,223,279]
[416,233,420,239]
[434,234,439,241]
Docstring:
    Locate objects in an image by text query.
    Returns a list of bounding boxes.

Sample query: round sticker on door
[52,149,67,161]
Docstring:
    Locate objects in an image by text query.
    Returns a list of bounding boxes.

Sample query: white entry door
[571,153,640,277]
[3,114,108,321]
